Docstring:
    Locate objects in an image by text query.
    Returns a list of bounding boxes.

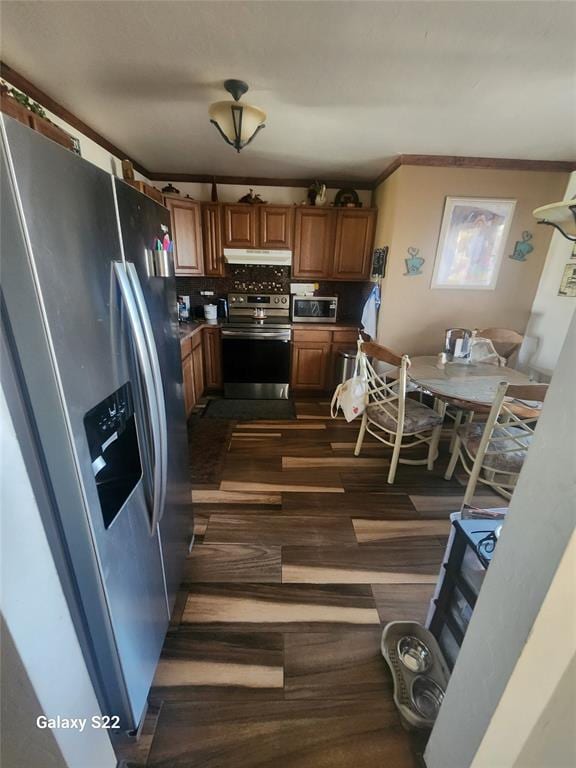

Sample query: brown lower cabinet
[203,326,223,390]
[181,327,223,417]
[183,326,356,409]
[290,342,330,391]
[290,328,358,392]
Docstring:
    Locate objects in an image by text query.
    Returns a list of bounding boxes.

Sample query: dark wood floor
[121,399,502,768]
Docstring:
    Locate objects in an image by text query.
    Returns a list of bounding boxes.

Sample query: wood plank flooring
[122,398,504,768]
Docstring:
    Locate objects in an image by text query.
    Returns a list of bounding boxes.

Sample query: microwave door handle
[125,262,168,526]
[113,262,163,535]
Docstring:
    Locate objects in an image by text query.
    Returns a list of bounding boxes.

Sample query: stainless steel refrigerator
[1,115,191,732]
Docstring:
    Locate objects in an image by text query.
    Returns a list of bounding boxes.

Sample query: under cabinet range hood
[224,248,292,266]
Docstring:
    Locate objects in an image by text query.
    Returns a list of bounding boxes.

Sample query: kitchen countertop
[291,322,360,331]
[178,320,222,342]
[178,320,360,344]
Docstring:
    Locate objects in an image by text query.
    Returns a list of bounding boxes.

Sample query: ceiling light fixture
[533,198,576,242]
[209,79,266,153]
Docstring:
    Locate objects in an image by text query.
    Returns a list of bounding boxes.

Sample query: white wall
[372,165,567,356]
[519,172,576,377]
[0,389,117,768]
[425,310,576,768]
[470,534,576,768]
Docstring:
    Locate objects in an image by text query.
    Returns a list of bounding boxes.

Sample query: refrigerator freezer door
[1,116,169,730]
[114,180,192,614]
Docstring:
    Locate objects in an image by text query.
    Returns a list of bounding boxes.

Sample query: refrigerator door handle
[113,261,164,535]
[126,261,168,525]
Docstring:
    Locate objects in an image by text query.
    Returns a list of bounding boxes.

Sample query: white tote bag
[330,349,368,422]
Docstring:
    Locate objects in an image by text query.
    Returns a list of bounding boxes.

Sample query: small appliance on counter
[291,295,338,323]
[177,295,190,323]
[217,297,229,321]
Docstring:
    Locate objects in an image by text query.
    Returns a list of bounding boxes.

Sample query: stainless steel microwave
[291,295,338,323]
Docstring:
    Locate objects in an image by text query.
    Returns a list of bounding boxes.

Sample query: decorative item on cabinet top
[1,81,80,154]
[238,188,267,204]
[307,181,327,207]
[334,187,361,208]
[162,182,180,195]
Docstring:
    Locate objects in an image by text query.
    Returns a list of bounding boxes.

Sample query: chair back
[477,380,548,470]
[359,342,411,434]
[478,327,524,362]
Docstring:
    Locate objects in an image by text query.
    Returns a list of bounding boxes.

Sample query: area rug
[187,415,233,485]
[202,398,296,421]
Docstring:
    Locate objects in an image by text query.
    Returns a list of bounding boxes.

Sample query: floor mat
[187,415,233,485]
[203,398,296,421]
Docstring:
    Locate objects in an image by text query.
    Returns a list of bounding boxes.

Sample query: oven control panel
[228,293,290,316]
[229,293,289,307]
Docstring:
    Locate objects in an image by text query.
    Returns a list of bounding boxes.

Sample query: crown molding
[372,153,576,188]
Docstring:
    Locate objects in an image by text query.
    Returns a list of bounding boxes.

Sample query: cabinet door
[166,198,204,276]
[293,208,335,278]
[182,354,195,417]
[290,342,330,391]
[191,336,205,401]
[203,327,222,390]
[223,204,257,248]
[259,206,293,249]
[333,209,376,280]
[202,203,224,277]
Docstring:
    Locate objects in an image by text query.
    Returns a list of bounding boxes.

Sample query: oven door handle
[222,330,291,341]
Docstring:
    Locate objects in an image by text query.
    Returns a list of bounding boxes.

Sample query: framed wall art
[558,263,576,297]
[431,197,516,290]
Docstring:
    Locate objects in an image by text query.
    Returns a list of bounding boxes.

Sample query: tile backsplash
[176,265,372,323]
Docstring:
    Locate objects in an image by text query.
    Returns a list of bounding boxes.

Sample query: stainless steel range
[222,293,291,399]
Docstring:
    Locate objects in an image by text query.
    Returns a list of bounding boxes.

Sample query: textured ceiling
[1,1,575,180]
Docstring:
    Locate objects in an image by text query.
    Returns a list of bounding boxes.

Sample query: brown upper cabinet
[333,209,377,280]
[223,204,293,250]
[223,204,258,248]
[165,197,204,276]
[293,208,335,279]
[202,203,224,277]
[293,207,377,281]
[259,206,293,249]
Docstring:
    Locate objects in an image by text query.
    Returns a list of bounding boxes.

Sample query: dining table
[407,355,539,415]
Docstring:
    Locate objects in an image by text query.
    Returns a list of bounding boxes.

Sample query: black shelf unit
[429,519,502,669]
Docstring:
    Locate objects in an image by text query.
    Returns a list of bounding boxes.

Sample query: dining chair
[444,381,548,505]
[354,342,444,484]
[478,327,524,365]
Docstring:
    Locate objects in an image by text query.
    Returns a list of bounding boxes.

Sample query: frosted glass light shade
[209,100,266,152]
[533,199,576,241]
